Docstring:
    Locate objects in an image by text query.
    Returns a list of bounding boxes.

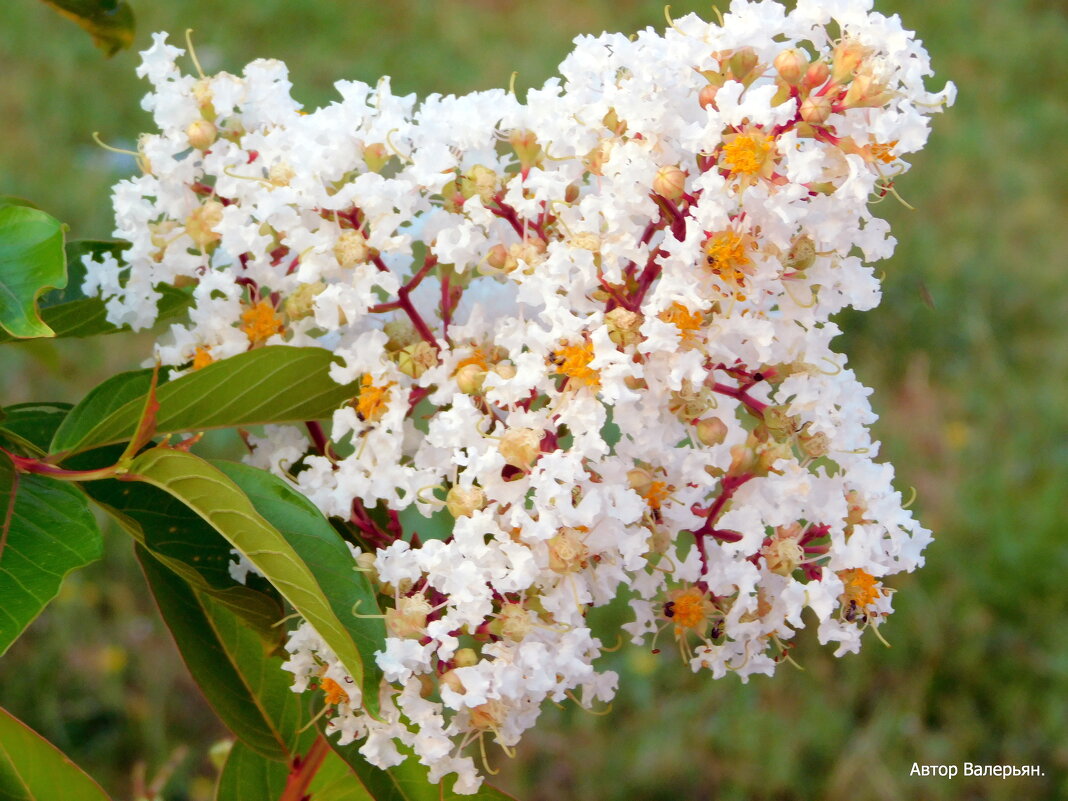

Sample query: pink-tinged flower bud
[698,83,720,109]
[653,165,687,200]
[186,119,216,150]
[831,40,868,84]
[696,417,728,446]
[446,484,486,517]
[774,49,807,85]
[803,61,830,90]
[842,73,893,108]
[800,93,833,124]
[499,427,542,469]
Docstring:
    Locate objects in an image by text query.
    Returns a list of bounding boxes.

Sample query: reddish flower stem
[709,382,768,416]
[278,735,330,801]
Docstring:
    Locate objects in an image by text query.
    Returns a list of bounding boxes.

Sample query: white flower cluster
[88,0,953,792]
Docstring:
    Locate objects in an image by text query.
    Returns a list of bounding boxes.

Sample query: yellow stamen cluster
[721,132,775,176]
[355,374,393,422]
[703,230,754,291]
[664,586,715,637]
[838,567,882,608]
[240,300,284,346]
[192,345,214,370]
[320,676,348,706]
[658,302,705,344]
[553,340,600,389]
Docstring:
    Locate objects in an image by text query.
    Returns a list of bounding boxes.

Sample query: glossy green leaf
[215,461,385,716]
[37,0,134,56]
[0,205,66,339]
[0,455,102,656]
[124,447,368,707]
[138,548,306,762]
[0,705,111,800]
[50,369,154,456]
[84,476,285,648]
[0,241,191,344]
[0,402,71,455]
[51,347,358,457]
[214,740,288,799]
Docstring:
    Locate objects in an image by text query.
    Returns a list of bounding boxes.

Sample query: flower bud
[799,93,833,124]
[454,648,479,668]
[774,49,807,85]
[499,427,542,469]
[784,235,816,273]
[698,83,720,110]
[493,361,517,380]
[831,39,867,84]
[696,417,728,447]
[653,165,687,200]
[627,467,654,496]
[446,484,486,518]
[455,362,486,395]
[186,119,217,150]
[185,200,224,250]
[803,61,830,90]
[799,429,829,459]
[842,73,892,109]
[497,602,534,641]
[728,48,759,82]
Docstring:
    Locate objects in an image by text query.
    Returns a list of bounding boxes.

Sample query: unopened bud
[800,93,833,124]
[186,119,216,150]
[509,129,542,172]
[842,73,892,109]
[728,48,759,81]
[493,361,517,380]
[440,670,464,694]
[627,467,654,496]
[455,363,486,395]
[383,319,418,351]
[653,165,687,200]
[698,83,720,110]
[446,484,486,518]
[499,427,542,469]
[831,40,867,84]
[696,417,728,447]
[784,235,816,273]
[803,61,830,90]
[454,647,479,668]
[774,49,807,85]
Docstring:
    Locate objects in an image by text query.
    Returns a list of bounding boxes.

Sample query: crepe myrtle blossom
[88,0,952,791]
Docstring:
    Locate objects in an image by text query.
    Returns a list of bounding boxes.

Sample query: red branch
[279,735,329,801]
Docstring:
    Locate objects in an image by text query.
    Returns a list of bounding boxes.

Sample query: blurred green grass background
[2,0,1066,799]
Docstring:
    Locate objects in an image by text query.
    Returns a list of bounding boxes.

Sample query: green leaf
[138,547,307,762]
[50,369,155,456]
[215,461,385,716]
[124,448,369,711]
[36,0,135,56]
[0,402,71,455]
[0,454,103,656]
[51,347,358,457]
[0,205,66,339]
[0,241,192,344]
[214,740,288,799]
[83,475,285,648]
[0,197,40,210]
[0,705,111,800]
